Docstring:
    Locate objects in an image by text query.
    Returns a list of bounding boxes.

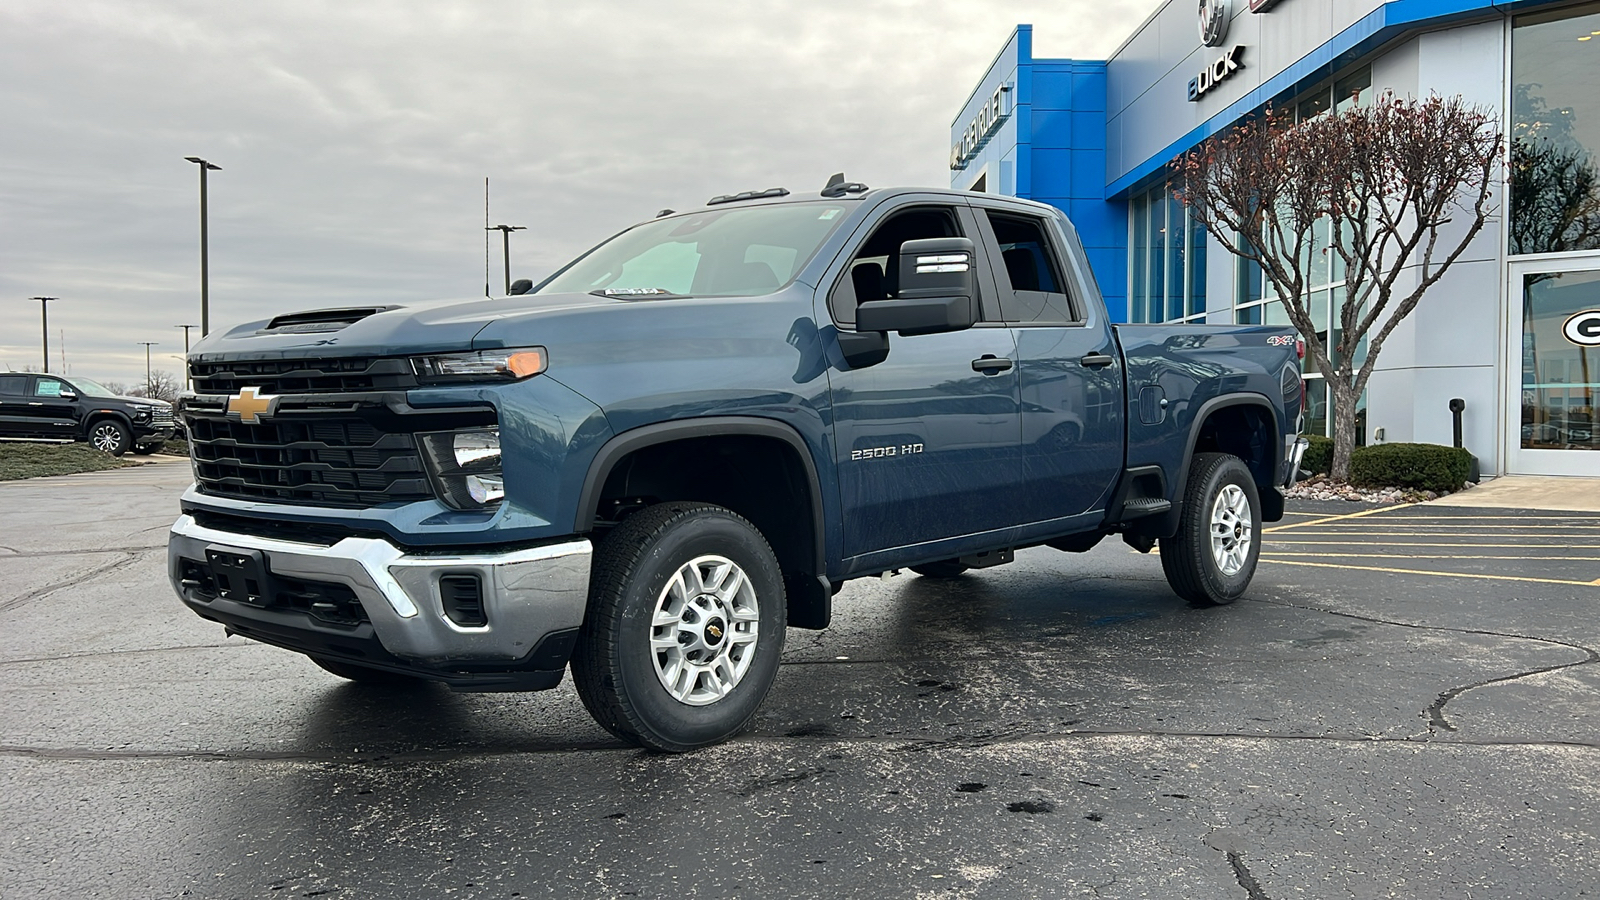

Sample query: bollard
[1448,398,1481,483]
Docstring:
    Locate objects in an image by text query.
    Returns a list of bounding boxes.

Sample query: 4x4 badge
[227,386,279,424]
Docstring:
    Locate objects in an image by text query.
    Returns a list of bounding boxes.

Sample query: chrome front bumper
[168,514,592,670]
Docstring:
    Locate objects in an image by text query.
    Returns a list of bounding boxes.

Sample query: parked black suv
[0,372,175,455]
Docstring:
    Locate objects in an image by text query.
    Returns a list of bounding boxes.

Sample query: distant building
[952,0,1600,477]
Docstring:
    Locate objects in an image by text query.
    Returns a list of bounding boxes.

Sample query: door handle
[971,355,1014,375]
[1080,352,1115,368]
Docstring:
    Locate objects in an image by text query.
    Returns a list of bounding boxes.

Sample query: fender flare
[573,416,828,577]
[81,409,134,442]
[1175,394,1281,500]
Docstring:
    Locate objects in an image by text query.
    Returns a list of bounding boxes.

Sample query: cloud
[0,0,1149,383]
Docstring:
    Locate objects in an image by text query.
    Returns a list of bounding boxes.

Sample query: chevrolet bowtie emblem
[226,386,279,424]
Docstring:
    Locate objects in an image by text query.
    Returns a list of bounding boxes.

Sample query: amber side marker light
[506,349,546,378]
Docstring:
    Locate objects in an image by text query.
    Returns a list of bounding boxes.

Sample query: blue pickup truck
[168,180,1307,751]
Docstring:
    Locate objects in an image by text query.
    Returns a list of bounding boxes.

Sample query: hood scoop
[259,306,396,334]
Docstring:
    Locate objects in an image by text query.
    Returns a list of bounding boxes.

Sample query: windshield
[537,202,849,298]
[68,377,121,398]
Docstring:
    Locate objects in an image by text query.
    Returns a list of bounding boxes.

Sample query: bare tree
[1174,94,1501,481]
[127,369,182,403]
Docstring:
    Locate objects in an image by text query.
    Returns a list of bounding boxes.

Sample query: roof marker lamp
[411,347,546,384]
[420,428,505,509]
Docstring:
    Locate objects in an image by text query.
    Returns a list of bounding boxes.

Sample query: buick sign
[1199,0,1230,47]
[1563,310,1600,346]
[1188,45,1246,101]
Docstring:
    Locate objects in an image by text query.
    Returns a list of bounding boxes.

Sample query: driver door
[822,201,1023,562]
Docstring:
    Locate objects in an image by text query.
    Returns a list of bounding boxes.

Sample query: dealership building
[952,0,1600,477]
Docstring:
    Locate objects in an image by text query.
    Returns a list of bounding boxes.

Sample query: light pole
[137,341,159,397]
[184,157,221,335]
[486,224,525,295]
[175,324,197,391]
[28,297,57,373]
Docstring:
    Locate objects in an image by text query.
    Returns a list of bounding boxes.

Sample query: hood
[187,292,620,362]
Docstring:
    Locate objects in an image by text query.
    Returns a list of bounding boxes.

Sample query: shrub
[1348,442,1472,494]
[1299,435,1333,476]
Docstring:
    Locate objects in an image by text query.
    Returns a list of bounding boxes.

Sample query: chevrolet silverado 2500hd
[169,180,1308,751]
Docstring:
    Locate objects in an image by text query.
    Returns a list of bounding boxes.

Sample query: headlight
[411,348,546,385]
[130,406,152,421]
[419,428,505,509]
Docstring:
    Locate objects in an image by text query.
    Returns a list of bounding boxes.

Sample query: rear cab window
[984,211,1078,326]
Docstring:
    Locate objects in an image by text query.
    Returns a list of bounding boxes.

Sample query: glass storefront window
[1511,4,1600,256]
[1521,270,1600,450]
[1128,182,1207,323]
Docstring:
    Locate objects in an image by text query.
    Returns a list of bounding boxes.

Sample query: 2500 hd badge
[851,443,924,460]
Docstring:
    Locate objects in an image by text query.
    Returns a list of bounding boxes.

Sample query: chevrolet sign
[949,84,1013,171]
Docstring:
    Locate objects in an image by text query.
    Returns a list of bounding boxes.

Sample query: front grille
[152,407,175,428]
[190,356,417,395]
[188,414,435,508]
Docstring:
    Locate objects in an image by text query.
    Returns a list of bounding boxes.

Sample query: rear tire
[910,560,969,578]
[571,502,786,752]
[131,444,159,456]
[1160,453,1261,607]
[310,656,424,686]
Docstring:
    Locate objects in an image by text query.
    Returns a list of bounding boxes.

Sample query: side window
[828,207,963,329]
[0,375,27,395]
[986,212,1076,325]
[34,378,69,398]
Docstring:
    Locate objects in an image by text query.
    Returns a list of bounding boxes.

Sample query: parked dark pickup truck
[0,372,175,455]
[168,181,1306,751]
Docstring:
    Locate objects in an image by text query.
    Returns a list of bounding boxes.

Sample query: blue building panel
[1030,108,1074,150]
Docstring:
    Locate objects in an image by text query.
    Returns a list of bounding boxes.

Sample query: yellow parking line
[1268,540,1600,548]
[1265,505,1407,533]
[1272,531,1600,539]
[1260,557,1600,587]
[1267,552,1600,561]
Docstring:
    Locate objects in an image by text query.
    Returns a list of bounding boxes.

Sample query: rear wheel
[1160,453,1261,606]
[131,444,160,455]
[310,656,425,686]
[910,559,969,578]
[571,502,786,752]
[88,419,130,456]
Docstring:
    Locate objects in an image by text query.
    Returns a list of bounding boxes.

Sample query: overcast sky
[0,0,1151,387]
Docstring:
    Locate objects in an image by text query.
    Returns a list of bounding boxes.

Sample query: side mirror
[855,237,977,337]
[58,390,77,400]
[508,278,533,296]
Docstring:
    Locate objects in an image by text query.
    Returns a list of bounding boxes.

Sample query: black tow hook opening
[440,574,488,628]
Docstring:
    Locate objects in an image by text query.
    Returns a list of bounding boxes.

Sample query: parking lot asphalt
[1,461,1596,899]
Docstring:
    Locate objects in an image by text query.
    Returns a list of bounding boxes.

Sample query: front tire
[571,502,787,752]
[1160,453,1261,606]
[88,419,130,456]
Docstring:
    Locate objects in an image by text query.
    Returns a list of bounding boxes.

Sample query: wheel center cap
[704,617,726,646]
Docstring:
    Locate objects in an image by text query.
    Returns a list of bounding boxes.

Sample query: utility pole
[137,341,159,397]
[184,157,222,335]
[28,297,57,373]
[486,225,526,295]
[175,324,197,391]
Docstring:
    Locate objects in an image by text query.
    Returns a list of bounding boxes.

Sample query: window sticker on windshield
[36,381,62,397]
[819,209,841,220]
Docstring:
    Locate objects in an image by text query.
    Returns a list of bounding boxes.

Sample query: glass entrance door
[1506,257,1600,475]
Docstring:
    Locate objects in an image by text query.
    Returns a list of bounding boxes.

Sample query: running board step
[1118,498,1172,519]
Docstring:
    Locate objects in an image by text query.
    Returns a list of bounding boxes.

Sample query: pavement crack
[1226,852,1271,900]
[0,545,164,558]
[0,642,243,667]
[0,551,140,614]
[1249,596,1600,735]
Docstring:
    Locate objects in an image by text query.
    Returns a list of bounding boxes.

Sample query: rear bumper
[1281,436,1310,488]
[168,514,592,690]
